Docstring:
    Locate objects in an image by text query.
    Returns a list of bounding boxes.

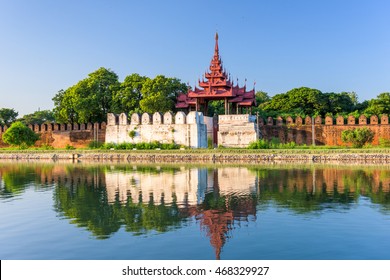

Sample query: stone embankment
[0,152,389,164]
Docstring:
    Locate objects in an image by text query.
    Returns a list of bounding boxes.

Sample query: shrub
[88,140,103,149]
[40,144,54,150]
[379,138,390,148]
[248,139,270,149]
[65,144,75,150]
[2,121,39,148]
[341,128,375,148]
[129,130,136,139]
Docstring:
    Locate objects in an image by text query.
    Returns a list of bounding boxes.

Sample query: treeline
[52,67,187,124]
[254,87,389,118]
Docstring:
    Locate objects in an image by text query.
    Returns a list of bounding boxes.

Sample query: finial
[214,32,219,53]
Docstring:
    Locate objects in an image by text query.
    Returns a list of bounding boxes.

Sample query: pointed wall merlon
[0,122,104,133]
[105,111,207,148]
[262,115,387,125]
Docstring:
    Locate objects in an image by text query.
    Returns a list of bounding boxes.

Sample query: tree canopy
[53,67,120,123]
[139,75,187,113]
[0,108,18,126]
[112,73,149,114]
[363,92,390,116]
[257,87,380,118]
[52,68,187,123]
[20,110,55,125]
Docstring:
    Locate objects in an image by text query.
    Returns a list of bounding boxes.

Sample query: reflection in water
[104,166,258,259]
[1,162,390,259]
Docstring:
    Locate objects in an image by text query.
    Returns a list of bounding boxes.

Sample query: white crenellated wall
[105,111,207,148]
[218,114,258,148]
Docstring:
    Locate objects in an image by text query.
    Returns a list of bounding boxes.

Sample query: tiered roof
[176,33,256,112]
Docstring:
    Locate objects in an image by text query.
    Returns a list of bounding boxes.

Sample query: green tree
[140,75,187,113]
[262,87,327,116]
[21,110,55,125]
[341,128,375,148]
[112,73,149,114]
[2,121,39,148]
[364,92,390,116]
[208,100,225,116]
[53,67,120,123]
[0,108,18,126]
[324,92,356,115]
[255,91,270,105]
[52,89,79,124]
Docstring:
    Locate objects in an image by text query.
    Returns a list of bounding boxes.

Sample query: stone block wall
[105,111,208,148]
[259,114,389,146]
[218,114,258,148]
[0,122,106,148]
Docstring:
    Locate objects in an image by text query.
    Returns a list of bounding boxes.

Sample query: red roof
[176,33,256,110]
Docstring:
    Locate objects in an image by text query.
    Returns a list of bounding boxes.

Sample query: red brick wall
[0,122,106,148]
[259,114,389,146]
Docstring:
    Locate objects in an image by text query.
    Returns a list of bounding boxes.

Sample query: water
[0,161,389,260]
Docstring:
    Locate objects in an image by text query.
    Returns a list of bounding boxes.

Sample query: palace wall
[0,113,388,148]
[105,111,208,148]
[0,122,106,148]
[218,114,258,148]
[259,114,389,146]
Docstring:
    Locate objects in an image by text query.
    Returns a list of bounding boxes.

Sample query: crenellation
[141,113,152,125]
[87,123,93,130]
[258,117,264,125]
[348,116,356,125]
[259,114,390,146]
[131,113,140,125]
[107,113,117,126]
[381,114,388,124]
[186,111,198,124]
[119,113,128,125]
[336,116,344,125]
[175,111,186,124]
[73,123,80,130]
[315,116,322,124]
[276,116,283,126]
[370,115,378,125]
[1,111,389,149]
[325,116,333,125]
[164,112,174,124]
[153,112,163,124]
[106,111,206,148]
[359,115,367,125]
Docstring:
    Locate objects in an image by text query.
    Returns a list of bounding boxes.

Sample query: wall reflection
[1,162,389,259]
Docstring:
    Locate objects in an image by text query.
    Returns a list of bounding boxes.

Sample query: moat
[1,161,390,260]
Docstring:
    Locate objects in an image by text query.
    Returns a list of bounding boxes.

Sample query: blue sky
[1,0,389,116]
